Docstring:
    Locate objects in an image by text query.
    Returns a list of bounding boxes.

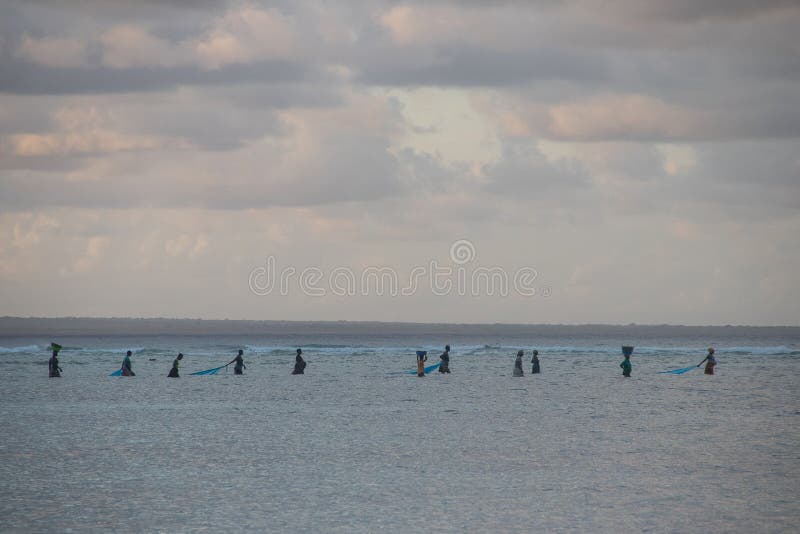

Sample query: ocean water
[1,327,798,533]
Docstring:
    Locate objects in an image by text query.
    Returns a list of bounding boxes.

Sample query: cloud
[1,0,799,324]
[0,80,346,165]
[195,6,305,68]
[591,0,799,23]
[165,233,208,258]
[10,214,60,249]
[670,140,800,217]
[98,7,305,70]
[547,94,702,142]
[69,236,110,274]
[482,141,590,197]
[100,25,188,69]
[356,42,609,87]
[366,0,800,90]
[378,2,563,51]
[0,92,420,210]
[5,105,164,156]
[0,58,315,96]
[14,34,88,68]
[483,90,800,143]
[1,4,320,95]
[379,5,471,47]
[11,6,307,73]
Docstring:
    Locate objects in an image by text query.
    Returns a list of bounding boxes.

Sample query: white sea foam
[0,344,42,353]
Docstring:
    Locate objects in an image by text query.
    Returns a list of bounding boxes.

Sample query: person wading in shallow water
[697,347,717,375]
[168,353,183,377]
[620,346,633,377]
[292,348,306,375]
[531,350,540,374]
[121,350,135,377]
[416,350,427,377]
[229,350,246,375]
[48,343,62,377]
[438,345,451,374]
[513,350,524,377]
[620,354,632,377]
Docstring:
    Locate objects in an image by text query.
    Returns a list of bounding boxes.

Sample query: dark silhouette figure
[439,345,451,373]
[620,355,632,377]
[531,350,540,374]
[513,350,524,377]
[48,343,62,377]
[292,348,306,375]
[121,350,135,376]
[698,347,717,375]
[168,353,183,377]
[230,349,246,375]
[620,346,634,377]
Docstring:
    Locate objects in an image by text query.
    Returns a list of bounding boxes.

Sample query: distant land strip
[0,317,797,337]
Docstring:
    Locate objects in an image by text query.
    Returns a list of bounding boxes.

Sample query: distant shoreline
[0,317,797,337]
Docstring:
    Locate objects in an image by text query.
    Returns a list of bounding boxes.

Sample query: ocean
[1,322,798,532]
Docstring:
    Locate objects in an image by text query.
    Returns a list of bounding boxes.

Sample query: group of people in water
[133,348,248,378]
[512,350,541,377]
[415,345,453,376]
[47,343,290,378]
[46,342,719,378]
[619,346,718,377]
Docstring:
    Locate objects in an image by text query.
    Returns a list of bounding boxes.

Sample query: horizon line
[1,316,797,329]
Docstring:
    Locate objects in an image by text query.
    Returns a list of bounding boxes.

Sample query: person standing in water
[292,348,306,375]
[416,350,427,377]
[168,353,183,377]
[513,350,524,377]
[229,349,246,375]
[620,346,634,377]
[121,350,135,377]
[48,343,62,377]
[620,354,632,377]
[438,345,451,374]
[697,347,717,375]
[531,350,540,374]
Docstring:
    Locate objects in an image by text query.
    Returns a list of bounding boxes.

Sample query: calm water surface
[1,331,798,532]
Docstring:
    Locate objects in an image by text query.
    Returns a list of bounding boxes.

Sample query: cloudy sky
[0,0,798,325]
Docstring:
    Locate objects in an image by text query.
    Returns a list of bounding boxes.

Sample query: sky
[0,0,798,325]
